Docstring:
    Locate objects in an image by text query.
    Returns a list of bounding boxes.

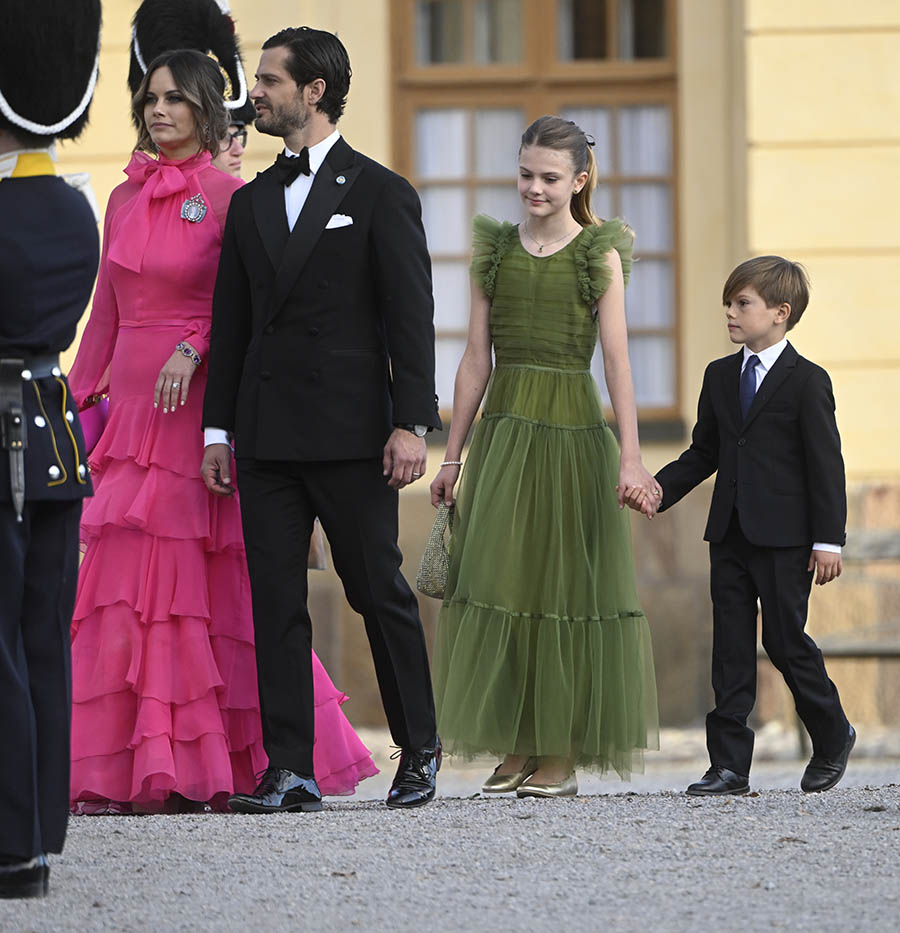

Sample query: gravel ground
[2,739,898,933]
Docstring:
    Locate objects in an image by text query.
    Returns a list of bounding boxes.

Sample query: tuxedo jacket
[203,136,441,461]
[0,174,98,503]
[656,343,846,548]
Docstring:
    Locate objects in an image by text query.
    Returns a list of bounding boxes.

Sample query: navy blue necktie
[740,355,760,420]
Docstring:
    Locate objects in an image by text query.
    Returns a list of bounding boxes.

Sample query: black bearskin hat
[0,0,103,145]
[128,0,255,125]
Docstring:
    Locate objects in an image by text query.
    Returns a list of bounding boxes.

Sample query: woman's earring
[202,123,210,141]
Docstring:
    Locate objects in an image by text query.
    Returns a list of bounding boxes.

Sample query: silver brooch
[335,175,346,185]
[180,193,207,223]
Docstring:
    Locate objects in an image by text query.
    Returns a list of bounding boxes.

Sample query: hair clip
[584,133,596,148]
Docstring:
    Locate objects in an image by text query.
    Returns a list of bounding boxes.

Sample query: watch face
[414,424,427,437]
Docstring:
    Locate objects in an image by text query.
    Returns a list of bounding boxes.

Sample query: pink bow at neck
[108,150,212,273]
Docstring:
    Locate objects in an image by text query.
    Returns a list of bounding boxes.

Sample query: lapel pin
[335,175,346,185]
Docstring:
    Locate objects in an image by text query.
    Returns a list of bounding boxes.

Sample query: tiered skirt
[70,330,376,808]
[433,365,659,778]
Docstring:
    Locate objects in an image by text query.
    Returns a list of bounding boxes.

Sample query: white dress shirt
[203,131,342,448]
[742,340,840,554]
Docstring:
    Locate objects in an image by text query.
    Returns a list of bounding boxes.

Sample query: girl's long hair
[520,115,599,227]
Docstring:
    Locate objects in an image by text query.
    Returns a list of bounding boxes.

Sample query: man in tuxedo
[636,256,854,796]
[202,27,442,812]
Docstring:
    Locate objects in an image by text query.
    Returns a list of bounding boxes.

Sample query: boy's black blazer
[203,136,441,461]
[656,343,846,547]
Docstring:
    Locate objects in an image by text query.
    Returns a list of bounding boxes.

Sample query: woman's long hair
[132,48,228,155]
[520,115,599,227]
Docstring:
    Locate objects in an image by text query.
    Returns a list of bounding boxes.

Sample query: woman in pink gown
[68,49,377,813]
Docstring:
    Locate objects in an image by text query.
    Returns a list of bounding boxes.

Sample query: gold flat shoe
[481,757,539,793]
[516,772,578,798]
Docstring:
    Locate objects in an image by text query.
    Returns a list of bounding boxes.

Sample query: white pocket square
[325,213,353,229]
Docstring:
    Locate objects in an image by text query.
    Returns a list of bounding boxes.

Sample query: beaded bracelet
[176,341,202,366]
[441,460,463,467]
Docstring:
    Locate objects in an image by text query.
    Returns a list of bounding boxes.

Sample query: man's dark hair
[262,27,351,124]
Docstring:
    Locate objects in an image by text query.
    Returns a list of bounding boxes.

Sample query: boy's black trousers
[706,511,849,776]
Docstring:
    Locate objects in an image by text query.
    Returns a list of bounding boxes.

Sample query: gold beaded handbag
[415,502,454,599]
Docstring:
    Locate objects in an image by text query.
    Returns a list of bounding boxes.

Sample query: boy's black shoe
[0,855,49,899]
[686,766,750,796]
[386,737,442,809]
[801,724,856,793]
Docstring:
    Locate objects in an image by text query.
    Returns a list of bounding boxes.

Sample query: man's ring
[172,382,180,388]
[412,471,421,477]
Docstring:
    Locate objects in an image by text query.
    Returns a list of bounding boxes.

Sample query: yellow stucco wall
[743,0,900,479]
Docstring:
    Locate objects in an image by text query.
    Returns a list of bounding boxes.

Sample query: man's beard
[254,104,308,139]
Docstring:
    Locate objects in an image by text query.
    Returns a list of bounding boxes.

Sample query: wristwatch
[396,423,428,437]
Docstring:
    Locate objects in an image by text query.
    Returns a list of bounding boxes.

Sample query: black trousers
[236,457,437,776]
[0,499,81,859]
[707,512,849,776]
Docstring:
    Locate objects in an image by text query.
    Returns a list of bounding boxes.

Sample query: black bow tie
[274,149,311,186]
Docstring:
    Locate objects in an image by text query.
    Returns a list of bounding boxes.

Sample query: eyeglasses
[224,129,248,150]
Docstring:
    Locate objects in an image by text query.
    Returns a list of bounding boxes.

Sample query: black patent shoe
[386,737,442,809]
[801,724,856,793]
[228,768,323,814]
[0,854,49,899]
[686,766,750,796]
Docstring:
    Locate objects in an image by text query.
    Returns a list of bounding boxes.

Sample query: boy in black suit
[629,256,854,795]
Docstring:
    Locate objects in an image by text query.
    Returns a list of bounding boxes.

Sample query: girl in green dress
[430,115,659,797]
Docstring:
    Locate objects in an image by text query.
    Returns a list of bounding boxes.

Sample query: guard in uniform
[0,0,102,899]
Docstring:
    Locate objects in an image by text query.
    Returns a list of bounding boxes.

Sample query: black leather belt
[20,353,62,380]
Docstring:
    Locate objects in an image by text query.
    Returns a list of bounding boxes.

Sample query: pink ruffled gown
[68,151,377,812]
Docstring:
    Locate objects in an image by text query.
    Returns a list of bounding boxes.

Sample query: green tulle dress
[432,215,659,778]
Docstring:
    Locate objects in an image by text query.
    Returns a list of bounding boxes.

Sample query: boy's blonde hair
[722,256,810,330]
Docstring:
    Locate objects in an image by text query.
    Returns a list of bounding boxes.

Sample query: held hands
[617,458,663,519]
[383,428,426,489]
[201,443,235,496]
[809,549,842,586]
[154,345,198,413]
[430,463,461,507]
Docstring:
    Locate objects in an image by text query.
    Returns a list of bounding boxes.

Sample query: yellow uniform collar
[0,150,57,181]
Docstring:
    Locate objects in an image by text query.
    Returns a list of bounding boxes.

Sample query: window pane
[475,108,524,178]
[620,183,671,251]
[592,185,615,225]
[475,0,522,63]
[618,0,666,60]
[433,262,471,331]
[475,185,521,223]
[435,337,468,409]
[626,259,673,328]
[618,105,671,176]
[416,0,464,64]
[558,0,607,61]
[416,109,468,180]
[592,335,674,408]
[421,187,469,254]
[629,335,675,406]
[561,107,612,177]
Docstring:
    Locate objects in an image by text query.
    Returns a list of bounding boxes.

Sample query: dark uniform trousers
[0,499,81,858]
[237,457,436,777]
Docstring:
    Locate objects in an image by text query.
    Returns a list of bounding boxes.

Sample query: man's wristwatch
[396,423,428,437]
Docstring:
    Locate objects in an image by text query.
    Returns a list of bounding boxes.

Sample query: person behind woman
[430,115,659,797]
[67,49,376,814]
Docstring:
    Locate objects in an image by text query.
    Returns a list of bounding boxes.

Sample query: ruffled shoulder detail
[574,218,635,307]
[470,214,518,298]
